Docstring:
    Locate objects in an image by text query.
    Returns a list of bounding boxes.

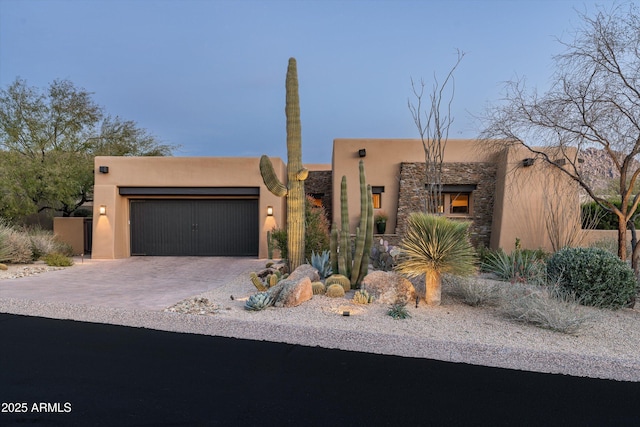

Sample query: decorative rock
[360,271,416,304]
[268,277,313,308]
[287,264,320,283]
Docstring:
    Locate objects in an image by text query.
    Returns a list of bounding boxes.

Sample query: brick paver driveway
[0,257,265,310]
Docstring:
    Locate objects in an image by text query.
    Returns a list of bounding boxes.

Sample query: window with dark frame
[427,184,476,216]
[308,193,324,207]
[371,186,384,209]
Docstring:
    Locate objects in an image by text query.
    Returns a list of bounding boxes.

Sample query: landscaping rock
[361,271,416,304]
[287,264,320,283]
[263,264,318,308]
[268,277,313,308]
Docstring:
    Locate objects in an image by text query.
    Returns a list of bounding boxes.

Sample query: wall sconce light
[358,149,367,158]
[99,205,107,216]
[522,158,535,167]
[267,206,273,216]
[98,166,109,173]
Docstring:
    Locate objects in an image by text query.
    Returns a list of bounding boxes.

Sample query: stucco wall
[332,138,581,252]
[92,156,286,259]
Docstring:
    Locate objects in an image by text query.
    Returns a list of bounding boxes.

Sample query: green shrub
[481,249,546,285]
[581,200,640,230]
[387,302,411,319]
[43,252,74,267]
[270,228,288,260]
[547,247,638,309]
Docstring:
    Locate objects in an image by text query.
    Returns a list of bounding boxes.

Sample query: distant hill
[579,147,619,195]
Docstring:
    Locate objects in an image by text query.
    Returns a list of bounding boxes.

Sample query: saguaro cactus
[259,57,307,271]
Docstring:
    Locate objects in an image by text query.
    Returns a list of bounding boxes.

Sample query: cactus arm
[339,176,352,273]
[330,224,339,274]
[296,168,309,181]
[350,160,370,287]
[259,155,287,197]
[357,185,374,285]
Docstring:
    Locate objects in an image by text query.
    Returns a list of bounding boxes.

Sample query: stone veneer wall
[305,170,333,223]
[396,162,497,248]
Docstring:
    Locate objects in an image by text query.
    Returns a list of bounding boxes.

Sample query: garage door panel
[197,200,258,256]
[130,199,258,256]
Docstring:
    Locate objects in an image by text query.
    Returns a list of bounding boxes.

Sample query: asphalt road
[1,313,639,426]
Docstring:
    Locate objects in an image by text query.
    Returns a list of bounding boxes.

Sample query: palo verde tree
[408,49,465,214]
[479,3,640,275]
[0,78,174,221]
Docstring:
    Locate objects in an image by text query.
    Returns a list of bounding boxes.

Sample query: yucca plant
[396,213,476,306]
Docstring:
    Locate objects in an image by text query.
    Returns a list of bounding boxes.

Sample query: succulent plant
[249,272,267,291]
[325,284,346,298]
[311,281,326,295]
[244,292,274,311]
[387,302,411,319]
[353,289,373,304]
[268,274,279,287]
[310,250,332,279]
[325,274,351,293]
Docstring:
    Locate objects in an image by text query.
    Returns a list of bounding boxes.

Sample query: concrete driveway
[0,257,265,311]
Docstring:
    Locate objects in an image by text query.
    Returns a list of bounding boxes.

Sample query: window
[428,185,476,216]
[372,186,384,209]
[308,193,324,207]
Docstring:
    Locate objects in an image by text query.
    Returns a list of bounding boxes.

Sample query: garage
[125,188,259,257]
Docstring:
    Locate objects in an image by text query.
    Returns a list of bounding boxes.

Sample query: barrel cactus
[311,281,326,295]
[325,284,346,298]
[244,292,274,311]
[325,274,351,293]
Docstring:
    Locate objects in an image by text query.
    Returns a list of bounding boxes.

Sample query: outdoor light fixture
[98,166,109,173]
[522,158,535,167]
[267,206,273,216]
[358,149,367,158]
[99,205,107,216]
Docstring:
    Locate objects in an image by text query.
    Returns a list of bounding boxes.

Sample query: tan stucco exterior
[92,156,286,259]
[90,138,584,259]
[53,217,87,255]
[332,139,581,252]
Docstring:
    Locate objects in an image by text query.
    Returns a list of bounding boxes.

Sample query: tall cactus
[330,160,374,288]
[259,57,307,271]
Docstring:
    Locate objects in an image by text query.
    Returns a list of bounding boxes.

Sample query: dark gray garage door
[130,199,259,256]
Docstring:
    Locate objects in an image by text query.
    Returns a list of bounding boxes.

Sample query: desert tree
[0,78,175,221]
[408,49,465,214]
[479,3,640,274]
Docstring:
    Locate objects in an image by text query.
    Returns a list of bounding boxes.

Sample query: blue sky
[0,0,627,163]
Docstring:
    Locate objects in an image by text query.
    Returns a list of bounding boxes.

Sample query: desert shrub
[26,227,68,260]
[444,275,500,307]
[304,196,330,261]
[269,197,331,263]
[43,252,74,267]
[270,228,288,260]
[481,249,546,285]
[499,283,593,334]
[5,228,33,264]
[547,247,637,309]
[581,200,640,230]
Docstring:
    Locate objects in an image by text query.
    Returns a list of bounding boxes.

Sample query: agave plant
[396,213,476,306]
[309,250,332,279]
[244,292,274,311]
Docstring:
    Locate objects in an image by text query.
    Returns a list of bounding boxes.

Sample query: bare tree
[409,49,465,214]
[479,3,640,274]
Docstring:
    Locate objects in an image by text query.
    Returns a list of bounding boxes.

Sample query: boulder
[268,276,313,308]
[361,271,416,304]
[287,264,320,283]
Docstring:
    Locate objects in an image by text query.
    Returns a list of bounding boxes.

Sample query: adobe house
[83,138,581,259]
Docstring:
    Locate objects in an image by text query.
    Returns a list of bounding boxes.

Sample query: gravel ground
[2,263,639,382]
